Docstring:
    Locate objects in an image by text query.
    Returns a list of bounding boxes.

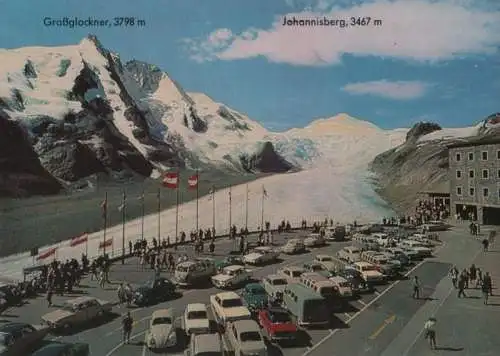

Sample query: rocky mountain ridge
[371,115,500,214]
[0,36,293,197]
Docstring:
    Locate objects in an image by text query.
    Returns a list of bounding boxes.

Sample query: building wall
[449,143,500,221]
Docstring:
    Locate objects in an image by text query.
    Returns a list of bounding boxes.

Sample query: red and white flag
[70,233,88,247]
[188,174,198,190]
[36,247,57,261]
[99,238,113,249]
[163,172,179,189]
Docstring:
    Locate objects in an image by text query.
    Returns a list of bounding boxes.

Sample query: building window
[469,169,475,178]
[497,150,500,160]
[456,152,462,161]
[483,187,489,197]
[482,169,489,179]
[498,169,500,179]
[456,170,462,179]
[456,186,462,196]
[481,151,488,161]
[469,187,475,196]
[468,152,474,161]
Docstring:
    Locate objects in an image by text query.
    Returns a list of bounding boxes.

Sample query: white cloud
[342,80,430,100]
[185,0,500,65]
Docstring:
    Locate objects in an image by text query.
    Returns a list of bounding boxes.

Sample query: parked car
[303,262,327,273]
[133,278,177,306]
[338,269,370,292]
[398,241,432,258]
[384,247,411,265]
[262,274,288,298]
[211,265,251,289]
[226,319,267,356]
[145,309,177,350]
[326,225,346,241]
[351,262,385,285]
[258,307,298,344]
[278,266,305,284]
[241,283,268,313]
[41,296,112,331]
[281,239,306,254]
[304,233,326,247]
[313,254,335,263]
[186,333,223,356]
[210,292,251,326]
[215,256,244,271]
[183,303,210,335]
[328,276,353,298]
[174,259,216,287]
[0,322,50,355]
[337,246,362,263]
[243,246,279,265]
[30,342,89,356]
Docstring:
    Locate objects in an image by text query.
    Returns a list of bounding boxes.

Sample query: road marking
[104,330,147,356]
[400,246,483,355]
[301,242,446,356]
[374,290,381,296]
[356,299,367,307]
[369,315,396,340]
[344,313,351,319]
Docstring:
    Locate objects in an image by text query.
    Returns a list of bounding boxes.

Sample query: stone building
[448,139,500,225]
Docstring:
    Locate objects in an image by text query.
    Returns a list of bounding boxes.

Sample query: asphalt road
[2,225,493,356]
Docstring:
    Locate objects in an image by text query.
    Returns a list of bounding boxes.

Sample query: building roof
[447,137,500,149]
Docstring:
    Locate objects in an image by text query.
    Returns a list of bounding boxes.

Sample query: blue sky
[1,0,499,131]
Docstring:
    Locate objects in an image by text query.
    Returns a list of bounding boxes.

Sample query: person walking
[483,272,493,296]
[122,311,133,344]
[476,268,483,289]
[449,266,458,288]
[412,276,421,299]
[46,287,53,307]
[424,317,437,349]
[457,275,467,298]
[482,277,490,305]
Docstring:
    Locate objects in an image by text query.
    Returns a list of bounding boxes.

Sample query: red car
[257,307,298,343]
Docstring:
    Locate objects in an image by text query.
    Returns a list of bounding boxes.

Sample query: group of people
[449,264,493,303]
[45,258,86,306]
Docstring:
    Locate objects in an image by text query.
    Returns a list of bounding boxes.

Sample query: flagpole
[245,184,249,230]
[261,187,265,230]
[141,189,145,241]
[175,171,180,248]
[212,186,216,234]
[103,191,107,256]
[229,186,232,236]
[157,188,161,243]
[196,170,199,236]
[121,190,126,264]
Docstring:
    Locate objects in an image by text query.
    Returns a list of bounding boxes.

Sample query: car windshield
[188,311,207,319]
[270,311,291,323]
[0,332,11,346]
[362,265,377,271]
[152,317,172,325]
[248,286,266,294]
[271,279,287,286]
[223,269,237,276]
[240,331,262,342]
[221,298,243,308]
[339,282,351,288]
[320,287,336,297]
[291,271,302,277]
[320,257,332,262]
[176,266,188,273]
[312,265,324,271]
[62,303,76,312]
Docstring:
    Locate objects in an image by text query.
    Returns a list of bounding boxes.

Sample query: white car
[398,241,432,257]
[337,246,362,263]
[278,266,305,284]
[329,276,353,298]
[313,254,335,263]
[281,239,305,254]
[145,309,177,350]
[210,292,252,326]
[351,262,385,284]
[372,233,390,247]
[243,246,279,265]
[183,303,210,335]
[262,274,288,297]
[211,265,251,289]
[304,233,326,247]
[227,319,267,356]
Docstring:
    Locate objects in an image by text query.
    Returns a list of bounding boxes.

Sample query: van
[282,284,330,327]
[299,273,339,300]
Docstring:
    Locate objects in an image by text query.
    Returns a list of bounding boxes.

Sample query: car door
[84,300,100,321]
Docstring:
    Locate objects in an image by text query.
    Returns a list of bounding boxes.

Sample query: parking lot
[1,225,492,356]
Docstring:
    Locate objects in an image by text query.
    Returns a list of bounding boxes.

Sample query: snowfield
[417,125,481,142]
[0,37,411,280]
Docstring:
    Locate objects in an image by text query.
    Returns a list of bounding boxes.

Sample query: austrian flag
[188,174,198,190]
[70,233,88,247]
[163,172,179,189]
